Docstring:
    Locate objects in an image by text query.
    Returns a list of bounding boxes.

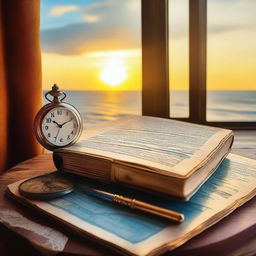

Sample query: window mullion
[141,0,169,118]
[189,0,207,123]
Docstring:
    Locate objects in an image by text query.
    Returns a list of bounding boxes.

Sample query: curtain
[0,0,42,172]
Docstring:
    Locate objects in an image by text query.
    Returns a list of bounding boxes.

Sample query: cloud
[169,0,256,38]
[41,0,140,55]
[49,5,78,16]
[41,0,256,55]
[207,0,256,34]
[83,15,100,23]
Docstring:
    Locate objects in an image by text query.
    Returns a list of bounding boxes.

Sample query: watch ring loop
[45,91,67,103]
[45,92,52,103]
[59,92,67,102]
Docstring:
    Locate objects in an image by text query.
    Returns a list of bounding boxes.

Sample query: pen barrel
[113,195,184,223]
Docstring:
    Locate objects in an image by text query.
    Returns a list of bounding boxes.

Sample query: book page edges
[6,154,256,256]
[57,129,233,179]
[172,129,233,177]
[7,183,256,256]
[5,185,135,256]
[55,130,233,198]
[183,134,233,199]
[147,187,256,256]
[112,134,233,199]
[112,163,184,198]
[56,134,232,199]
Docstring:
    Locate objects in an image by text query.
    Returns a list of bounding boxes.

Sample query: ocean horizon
[43,90,256,127]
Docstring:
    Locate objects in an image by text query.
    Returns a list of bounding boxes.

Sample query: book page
[69,116,230,175]
[7,154,256,256]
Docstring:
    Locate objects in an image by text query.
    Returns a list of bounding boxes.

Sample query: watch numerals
[39,106,81,148]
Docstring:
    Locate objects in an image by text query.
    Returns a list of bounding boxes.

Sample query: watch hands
[52,120,62,128]
[54,127,61,142]
[53,119,72,128]
[53,118,72,141]
[60,119,72,127]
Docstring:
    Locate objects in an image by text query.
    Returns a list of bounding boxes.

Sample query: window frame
[141,0,256,129]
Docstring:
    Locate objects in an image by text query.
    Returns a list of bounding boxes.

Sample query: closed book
[53,116,234,199]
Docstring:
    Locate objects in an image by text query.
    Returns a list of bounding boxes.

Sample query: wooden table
[0,131,255,256]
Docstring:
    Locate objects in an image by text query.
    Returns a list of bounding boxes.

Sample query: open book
[7,154,256,256]
[53,116,233,199]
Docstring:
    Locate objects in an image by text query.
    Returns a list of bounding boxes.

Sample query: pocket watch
[34,84,83,151]
[19,172,76,200]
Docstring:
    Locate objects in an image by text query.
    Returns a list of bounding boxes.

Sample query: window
[142,0,256,129]
[169,0,189,118]
[207,0,256,122]
[41,0,141,127]
[41,0,256,129]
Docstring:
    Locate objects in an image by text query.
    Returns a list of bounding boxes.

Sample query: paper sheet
[7,154,256,256]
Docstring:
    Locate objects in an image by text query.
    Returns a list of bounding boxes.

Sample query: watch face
[41,107,80,147]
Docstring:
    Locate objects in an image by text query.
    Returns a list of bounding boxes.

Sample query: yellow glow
[42,50,141,90]
[89,50,140,58]
[100,59,128,86]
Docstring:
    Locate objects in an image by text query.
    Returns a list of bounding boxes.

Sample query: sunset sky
[41,0,256,91]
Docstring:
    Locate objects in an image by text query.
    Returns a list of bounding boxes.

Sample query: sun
[100,58,128,86]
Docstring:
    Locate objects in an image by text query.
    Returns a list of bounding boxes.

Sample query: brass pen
[87,188,184,223]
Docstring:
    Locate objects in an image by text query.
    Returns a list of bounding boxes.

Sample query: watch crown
[45,84,66,103]
[52,84,59,91]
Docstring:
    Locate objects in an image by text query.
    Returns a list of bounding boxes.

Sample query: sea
[44,90,256,127]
